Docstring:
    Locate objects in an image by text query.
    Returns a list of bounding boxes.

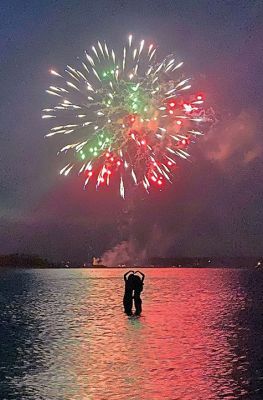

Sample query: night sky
[1,0,262,262]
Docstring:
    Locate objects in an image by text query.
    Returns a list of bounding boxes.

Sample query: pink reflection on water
[63,269,249,399]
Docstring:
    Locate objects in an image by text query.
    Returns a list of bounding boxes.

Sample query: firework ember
[43,35,213,198]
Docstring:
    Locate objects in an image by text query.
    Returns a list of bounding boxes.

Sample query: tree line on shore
[0,254,59,268]
[0,253,261,268]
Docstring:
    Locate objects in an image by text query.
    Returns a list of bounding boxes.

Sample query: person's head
[133,274,143,289]
[127,274,134,282]
[126,274,135,288]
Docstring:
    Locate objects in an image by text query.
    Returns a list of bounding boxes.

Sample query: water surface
[1,268,263,399]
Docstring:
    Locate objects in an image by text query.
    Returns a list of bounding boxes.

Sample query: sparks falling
[43,35,214,198]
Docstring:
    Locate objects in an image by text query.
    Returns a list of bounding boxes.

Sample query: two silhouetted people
[123,270,145,316]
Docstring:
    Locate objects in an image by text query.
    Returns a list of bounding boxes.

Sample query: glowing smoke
[101,225,174,266]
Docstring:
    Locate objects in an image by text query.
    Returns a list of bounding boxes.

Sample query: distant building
[92,256,101,266]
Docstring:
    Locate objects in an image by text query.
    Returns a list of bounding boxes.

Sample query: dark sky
[1,0,262,262]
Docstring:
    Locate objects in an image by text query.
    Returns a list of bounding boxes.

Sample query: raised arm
[124,270,134,281]
[135,271,145,282]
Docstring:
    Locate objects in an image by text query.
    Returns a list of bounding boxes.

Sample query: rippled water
[1,268,263,399]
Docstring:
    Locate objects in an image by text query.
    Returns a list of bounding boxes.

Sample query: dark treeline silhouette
[149,257,262,268]
[0,254,261,268]
[0,254,59,268]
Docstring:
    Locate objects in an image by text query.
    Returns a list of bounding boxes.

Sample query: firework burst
[43,35,213,198]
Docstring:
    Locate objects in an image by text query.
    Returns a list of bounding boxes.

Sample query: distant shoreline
[0,254,262,269]
[1,265,262,270]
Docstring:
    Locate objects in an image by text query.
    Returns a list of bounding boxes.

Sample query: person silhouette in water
[123,270,145,316]
[133,271,145,315]
[123,270,134,315]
